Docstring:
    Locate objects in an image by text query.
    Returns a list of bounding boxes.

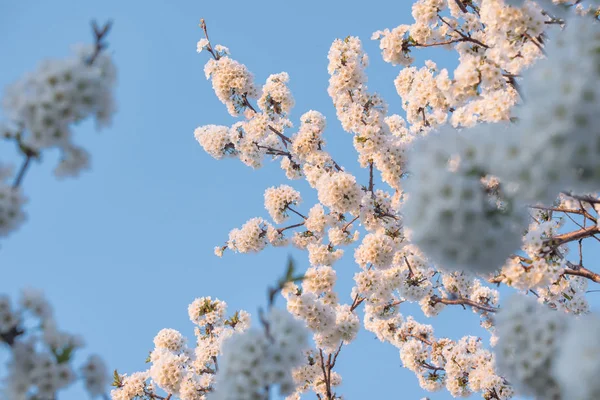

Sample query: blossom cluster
[403,13,600,275]
[2,44,116,178]
[112,297,251,400]
[211,309,308,400]
[0,23,117,240]
[0,289,108,399]
[183,3,600,400]
[0,165,27,238]
[366,310,512,398]
[283,266,360,353]
[496,294,600,400]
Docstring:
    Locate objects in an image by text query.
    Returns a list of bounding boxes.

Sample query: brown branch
[368,161,374,193]
[319,349,333,400]
[404,333,433,346]
[562,192,600,205]
[404,256,415,278]
[88,20,113,65]
[564,262,600,284]
[331,342,343,368]
[0,325,24,346]
[549,226,600,247]
[410,38,478,49]
[254,143,290,157]
[350,294,365,312]
[438,15,489,49]
[341,215,360,233]
[454,0,469,13]
[277,222,305,234]
[199,19,220,60]
[12,154,32,188]
[268,125,292,147]
[529,205,590,218]
[286,205,307,220]
[430,295,498,313]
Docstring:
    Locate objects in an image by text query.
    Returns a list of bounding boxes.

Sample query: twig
[286,205,307,220]
[549,225,600,247]
[277,222,305,234]
[430,295,498,313]
[368,161,374,193]
[12,154,32,188]
[454,0,469,13]
[87,20,113,65]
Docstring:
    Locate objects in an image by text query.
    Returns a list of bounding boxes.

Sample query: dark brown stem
[530,205,593,220]
[286,205,307,220]
[549,226,600,247]
[564,262,600,284]
[200,19,220,60]
[277,222,305,234]
[404,256,415,278]
[341,215,360,233]
[430,295,498,313]
[438,15,489,49]
[319,349,333,400]
[350,294,365,312]
[454,0,468,13]
[0,325,25,346]
[87,20,113,65]
[368,161,374,193]
[12,154,32,188]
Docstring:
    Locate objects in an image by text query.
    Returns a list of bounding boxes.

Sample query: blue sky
[0,1,536,399]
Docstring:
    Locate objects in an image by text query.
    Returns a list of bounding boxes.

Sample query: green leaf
[53,345,74,364]
[112,370,123,387]
[285,257,295,281]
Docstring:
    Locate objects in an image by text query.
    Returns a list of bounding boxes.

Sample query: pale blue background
[0,1,555,399]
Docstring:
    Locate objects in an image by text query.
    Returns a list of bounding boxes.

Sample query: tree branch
[549,226,600,247]
[12,154,32,188]
[430,295,498,313]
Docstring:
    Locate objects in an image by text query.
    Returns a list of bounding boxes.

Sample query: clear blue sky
[0,1,544,399]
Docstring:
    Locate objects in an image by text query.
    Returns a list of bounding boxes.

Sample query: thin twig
[430,295,498,313]
[286,205,307,220]
[12,154,32,188]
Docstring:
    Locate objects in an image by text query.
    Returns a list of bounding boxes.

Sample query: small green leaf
[112,370,123,387]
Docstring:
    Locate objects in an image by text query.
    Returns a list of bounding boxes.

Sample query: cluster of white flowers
[0,289,108,399]
[112,297,251,400]
[264,184,302,224]
[0,165,27,238]
[203,55,258,116]
[258,72,295,117]
[2,44,116,178]
[495,294,600,400]
[354,233,397,269]
[364,309,512,398]
[403,125,527,275]
[374,0,546,131]
[0,25,116,243]
[194,125,236,160]
[210,309,307,400]
[316,172,362,215]
[492,14,600,204]
[188,6,600,400]
[287,349,343,399]
[283,268,360,353]
[225,217,271,253]
[327,36,409,190]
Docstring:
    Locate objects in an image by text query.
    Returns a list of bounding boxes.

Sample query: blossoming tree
[5,0,600,399]
[110,0,600,398]
[0,21,116,399]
